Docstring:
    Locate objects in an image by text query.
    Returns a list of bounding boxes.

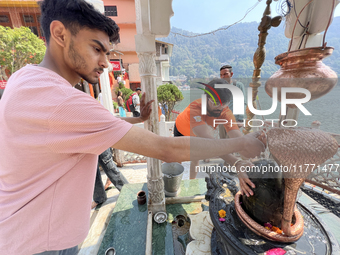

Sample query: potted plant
[112,101,119,113]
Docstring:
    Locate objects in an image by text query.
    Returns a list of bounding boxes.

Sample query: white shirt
[132,93,140,112]
[98,92,103,106]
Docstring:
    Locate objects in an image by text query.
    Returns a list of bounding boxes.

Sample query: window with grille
[104,6,117,16]
[0,15,9,23]
[0,13,12,28]
[23,15,34,23]
[20,13,43,38]
[162,45,168,54]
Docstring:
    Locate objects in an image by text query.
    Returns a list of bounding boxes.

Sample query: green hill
[160,16,340,80]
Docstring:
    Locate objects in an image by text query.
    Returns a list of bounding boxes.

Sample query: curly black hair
[39,0,120,44]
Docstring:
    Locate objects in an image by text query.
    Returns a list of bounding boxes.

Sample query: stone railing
[304,132,340,201]
[113,115,174,166]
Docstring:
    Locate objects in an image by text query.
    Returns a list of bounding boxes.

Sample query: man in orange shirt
[175,78,253,180]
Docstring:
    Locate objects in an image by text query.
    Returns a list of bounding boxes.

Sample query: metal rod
[305,180,340,195]
[145,211,153,255]
[244,0,275,134]
[165,195,205,204]
[322,0,336,48]
[288,0,313,52]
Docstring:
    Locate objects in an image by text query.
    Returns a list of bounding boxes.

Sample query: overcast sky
[170,0,340,33]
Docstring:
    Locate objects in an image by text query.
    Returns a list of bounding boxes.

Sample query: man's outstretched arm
[112,125,265,164]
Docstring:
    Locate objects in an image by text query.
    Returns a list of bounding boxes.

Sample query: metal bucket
[162,162,184,197]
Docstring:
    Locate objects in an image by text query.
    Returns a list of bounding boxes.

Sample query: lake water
[174,80,340,134]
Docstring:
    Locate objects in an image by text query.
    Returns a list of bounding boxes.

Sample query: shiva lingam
[206,127,340,254]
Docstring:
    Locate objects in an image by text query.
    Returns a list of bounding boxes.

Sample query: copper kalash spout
[235,127,338,242]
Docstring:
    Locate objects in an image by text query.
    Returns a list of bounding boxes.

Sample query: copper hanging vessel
[265,0,338,107]
[265,46,338,106]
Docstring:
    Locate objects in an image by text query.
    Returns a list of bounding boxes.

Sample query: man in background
[174,79,252,179]
[220,64,247,126]
[132,87,142,117]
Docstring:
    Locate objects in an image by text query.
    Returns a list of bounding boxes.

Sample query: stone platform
[79,162,340,255]
[97,179,208,255]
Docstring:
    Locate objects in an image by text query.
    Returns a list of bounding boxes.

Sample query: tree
[157,83,184,121]
[120,87,134,101]
[0,26,46,81]
[114,81,125,96]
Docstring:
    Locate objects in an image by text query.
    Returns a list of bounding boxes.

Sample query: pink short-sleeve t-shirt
[0,65,132,254]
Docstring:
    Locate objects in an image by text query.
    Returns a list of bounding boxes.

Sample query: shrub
[157,83,184,121]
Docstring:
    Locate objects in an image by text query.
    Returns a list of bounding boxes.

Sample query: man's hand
[238,131,266,158]
[118,93,154,124]
[139,93,154,122]
[237,161,255,197]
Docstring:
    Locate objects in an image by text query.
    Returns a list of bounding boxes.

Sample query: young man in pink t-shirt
[0,0,265,254]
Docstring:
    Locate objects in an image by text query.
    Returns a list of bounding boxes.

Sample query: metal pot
[265,47,338,107]
[162,162,184,197]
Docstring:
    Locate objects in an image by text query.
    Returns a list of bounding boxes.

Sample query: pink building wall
[104,0,140,77]
[103,0,136,24]
[115,24,136,52]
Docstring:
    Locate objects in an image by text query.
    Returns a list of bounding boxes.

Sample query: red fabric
[88,83,95,98]
[126,92,137,112]
[109,72,115,89]
[123,72,129,80]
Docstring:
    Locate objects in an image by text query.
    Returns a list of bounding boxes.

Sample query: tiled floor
[96,179,208,255]
[78,159,231,254]
[78,161,204,254]
[78,187,119,255]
